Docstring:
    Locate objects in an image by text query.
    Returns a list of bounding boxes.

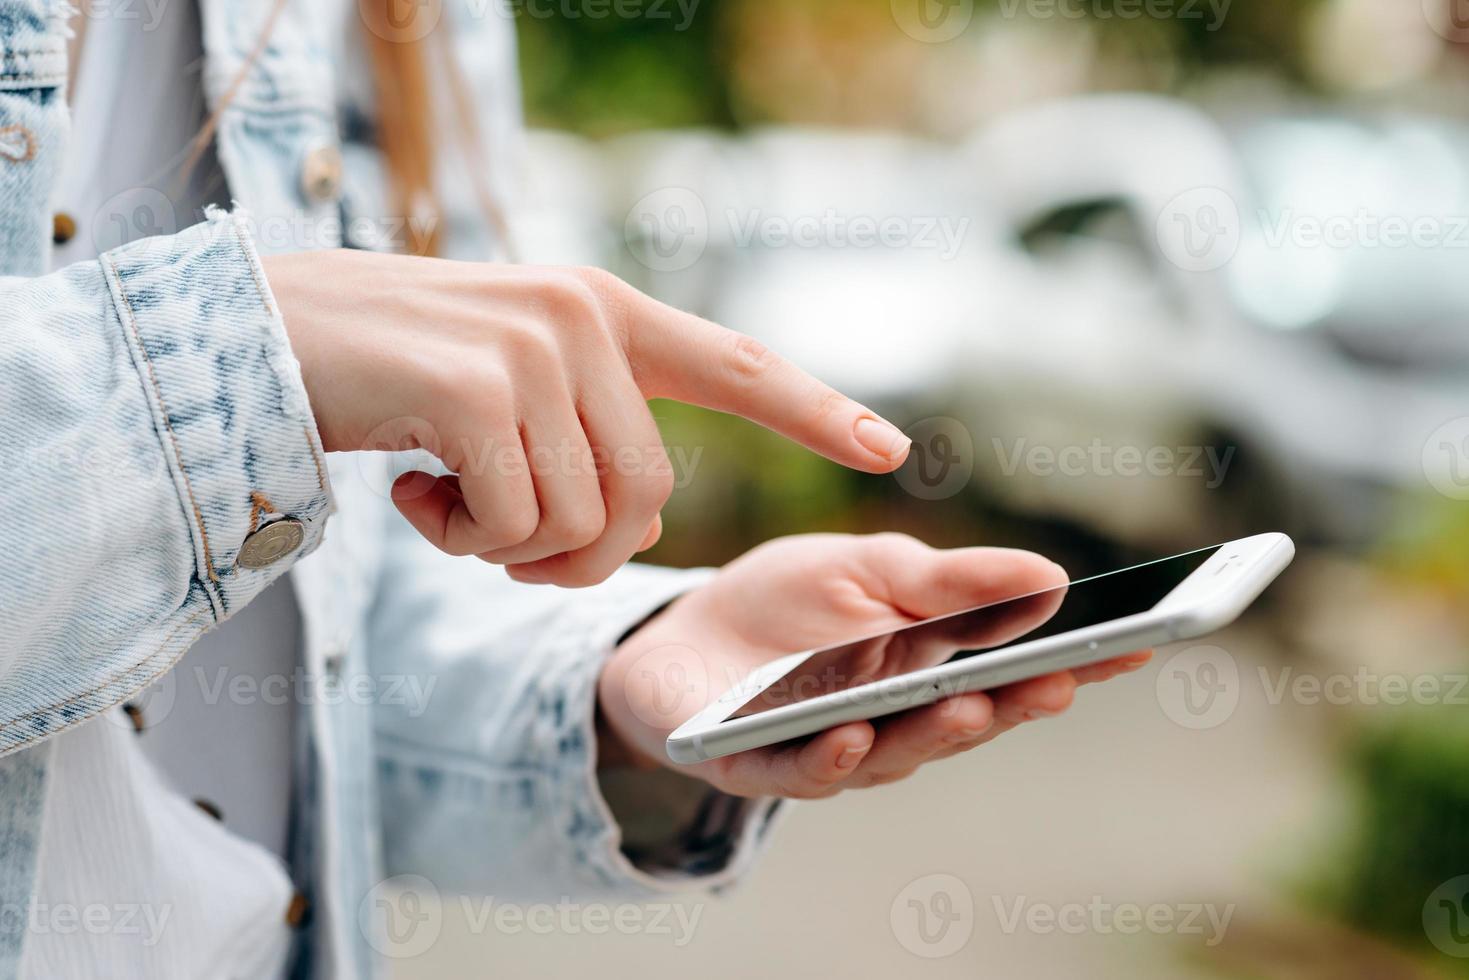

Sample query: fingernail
[853,417,910,461]
[511,567,547,584]
[836,744,870,769]
[1024,708,1061,721]
[944,727,989,745]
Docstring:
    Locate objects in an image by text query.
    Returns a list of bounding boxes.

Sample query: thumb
[856,536,1070,620]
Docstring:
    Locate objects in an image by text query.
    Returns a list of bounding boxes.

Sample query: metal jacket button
[300,144,343,203]
[238,519,306,569]
[53,212,77,244]
[285,892,311,929]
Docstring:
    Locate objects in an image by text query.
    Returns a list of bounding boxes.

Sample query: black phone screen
[728,546,1220,719]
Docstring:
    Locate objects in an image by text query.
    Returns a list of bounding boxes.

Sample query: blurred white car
[514,95,1468,544]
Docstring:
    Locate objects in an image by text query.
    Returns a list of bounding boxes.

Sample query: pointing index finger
[620,293,911,473]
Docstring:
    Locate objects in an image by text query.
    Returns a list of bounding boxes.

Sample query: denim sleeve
[365,495,780,902]
[0,208,332,756]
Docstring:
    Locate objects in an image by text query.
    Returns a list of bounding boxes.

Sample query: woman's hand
[263,251,910,586]
[597,533,1153,798]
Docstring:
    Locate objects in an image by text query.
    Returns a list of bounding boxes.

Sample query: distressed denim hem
[100,209,334,621]
[0,602,214,758]
[540,569,784,898]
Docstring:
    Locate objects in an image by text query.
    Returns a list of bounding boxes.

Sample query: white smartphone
[667,532,1294,764]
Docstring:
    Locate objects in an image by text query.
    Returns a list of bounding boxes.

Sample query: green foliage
[1297,496,1469,969]
[1377,493,1469,603]
[1310,706,1469,972]
[514,1,738,135]
[513,0,1321,136]
[644,400,865,566]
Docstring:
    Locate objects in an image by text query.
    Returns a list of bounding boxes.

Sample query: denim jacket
[0,1,773,975]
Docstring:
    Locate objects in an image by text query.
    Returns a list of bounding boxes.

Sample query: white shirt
[52,0,225,266]
[31,3,301,975]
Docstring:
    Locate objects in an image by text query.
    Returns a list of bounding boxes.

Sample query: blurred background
[408,1,1469,977]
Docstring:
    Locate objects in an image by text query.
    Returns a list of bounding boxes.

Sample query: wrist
[259,249,376,456]
[596,596,693,774]
[595,701,663,771]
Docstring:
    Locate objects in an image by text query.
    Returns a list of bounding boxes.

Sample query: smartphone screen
[728,546,1221,719]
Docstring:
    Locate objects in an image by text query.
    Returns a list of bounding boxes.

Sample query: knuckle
[639,518,664,551]
[441,537,482,558]
[554,561,618,589]
[447,517,506,557]
[860,768,913,788]
[613,463,675,515]
[498,316,562,369]
[641,447,678,504]
[811,387,847,423]
[546,507,607,550]
[867,531,923,560]
[721,332,779,384]
[574,264,622,301]
[498,504,540,547]
[540,268,613,328]
[816,575,874,619]
[646,465,676,509]
[1041,671,1079,704]
[939,722,981,746]
[872,530,919,548]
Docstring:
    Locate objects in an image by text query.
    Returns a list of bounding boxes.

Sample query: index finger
[620,293,911,474]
